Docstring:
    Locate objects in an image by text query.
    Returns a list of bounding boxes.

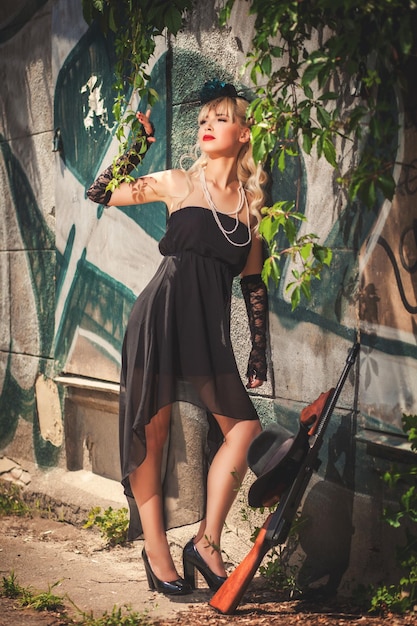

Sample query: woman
[87,81,268,596]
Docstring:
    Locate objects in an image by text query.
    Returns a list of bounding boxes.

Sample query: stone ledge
[0,457,126,526]
[55,375,119,394]
[356,428,416,463]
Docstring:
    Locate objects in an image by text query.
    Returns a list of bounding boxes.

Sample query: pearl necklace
[199,168,252,247]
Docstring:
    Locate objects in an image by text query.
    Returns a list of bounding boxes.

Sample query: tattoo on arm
[131,176,158,204]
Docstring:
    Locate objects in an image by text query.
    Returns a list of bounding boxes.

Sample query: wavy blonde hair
[187,96,268,226]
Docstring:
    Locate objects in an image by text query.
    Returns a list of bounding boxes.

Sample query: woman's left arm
[240,234,268,389]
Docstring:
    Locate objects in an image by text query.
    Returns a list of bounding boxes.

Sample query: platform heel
[182,539,226,591]
[142,549,192,596]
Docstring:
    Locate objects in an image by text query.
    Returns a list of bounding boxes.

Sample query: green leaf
[259,215,280,243]
[303,84,314,99]
[301,57,328,87]
[301,280,311,301]
[318,91,339,101]
[270,46,283,58]
[290,285,300,310]
[316,105,331,128]
[262,256,281,286]
[377,173,396,201]
[278,148,286,171]
[252,136,267,163]
[108,5,117,32]
[299,104,311,125]
[302,131,313,155]
[164,6,183,35]
[364,179,377,207]
[300,242,313,261]
[284,218,297,244]
[313,244,333,266]
[219,0,234,25]
[322,136,337,167]
[261,54,272,76]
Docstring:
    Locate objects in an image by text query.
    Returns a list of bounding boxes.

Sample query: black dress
[119,206,260,537]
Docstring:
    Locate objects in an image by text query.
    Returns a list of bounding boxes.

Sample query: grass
[1,572,154,625]
[0,481,153,625]
[1,573,65,612]
[0,481,32,517]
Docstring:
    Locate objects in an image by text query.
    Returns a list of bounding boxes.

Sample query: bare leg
[193,416,262,577]
[129,405,179,582]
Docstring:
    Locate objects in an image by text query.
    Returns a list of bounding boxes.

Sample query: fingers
[136,110,151,124]
[136,110,154,140]
[246,377,264,389]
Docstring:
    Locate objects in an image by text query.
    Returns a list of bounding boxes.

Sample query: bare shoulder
[166,169,189,183]
[154,168,190,193]
[159,169,193,212]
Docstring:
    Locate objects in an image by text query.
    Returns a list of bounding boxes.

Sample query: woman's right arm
[88,165,188,209]
[86,110,157,206]
[107,169,183,207]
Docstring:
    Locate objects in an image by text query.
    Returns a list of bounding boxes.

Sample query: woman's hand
[136,110,156,143]
[246,375,264,389]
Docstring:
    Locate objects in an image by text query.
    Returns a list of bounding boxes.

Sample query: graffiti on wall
[1,6,417,481]
[53,21,167,382]
[0,134,58,466]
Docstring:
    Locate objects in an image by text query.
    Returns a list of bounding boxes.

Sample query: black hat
[247,389,334,508]
[247,423,309,508]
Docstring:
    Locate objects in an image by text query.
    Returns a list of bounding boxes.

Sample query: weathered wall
[0,0,58,469]
[0,0,416,595]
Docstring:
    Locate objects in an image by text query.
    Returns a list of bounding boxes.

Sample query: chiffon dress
[119,205,260,538]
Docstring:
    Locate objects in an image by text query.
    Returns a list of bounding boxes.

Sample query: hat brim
[248,427,309,508]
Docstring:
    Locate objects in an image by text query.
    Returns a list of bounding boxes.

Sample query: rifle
[209,342,360,614]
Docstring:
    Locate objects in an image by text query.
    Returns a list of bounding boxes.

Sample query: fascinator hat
[199,78,250,104]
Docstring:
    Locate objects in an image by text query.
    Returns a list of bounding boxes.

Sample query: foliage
[1,572,152,625]
[258,514,305,596]
[19,581,66,612]
[241,502,304,595]
[259,544,299,595]
[81,1,417,305]
[82,0,192,147]
[369,581,416,615]
[0,480,31,517]
[370,414,417,614]
[1,571,25,599]
[259,201,332,309]
[84,506,129,546]
[220,0,417,202]
[1,572,65,612]
[219,0,417,299]
[71,604,153,626]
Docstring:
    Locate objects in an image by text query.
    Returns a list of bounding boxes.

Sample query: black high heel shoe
[142,549,192,596]
[183,539,227,591]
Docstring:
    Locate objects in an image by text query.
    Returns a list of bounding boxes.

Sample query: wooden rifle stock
[210,342,360,615]
[209,514,273,614]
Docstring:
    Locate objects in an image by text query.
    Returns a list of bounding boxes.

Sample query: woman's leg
[128,405,179,582]
[193,416,262,577]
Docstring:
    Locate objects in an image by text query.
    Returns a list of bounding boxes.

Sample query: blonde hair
[187,96,268,226]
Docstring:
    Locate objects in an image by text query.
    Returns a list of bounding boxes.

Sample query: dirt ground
[1,513,417,626]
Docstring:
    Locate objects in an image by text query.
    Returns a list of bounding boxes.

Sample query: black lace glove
[86,122,155,205]
[240,273,268,382]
